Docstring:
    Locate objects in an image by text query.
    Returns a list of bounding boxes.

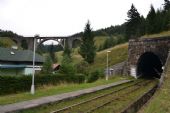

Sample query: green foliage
[0,74,85,95]
[58,52,76,77]
[126,4,142,39]
[41,55,53,74]
[75,61,89,74]
[0,38,17,48]
[146,5,156,34]
[0,29,21,37]
[58,63,76,76]
[87,70,100,83]
[99,35,127,51]
[88,43,128,72]
[72,39,81,48]
[93,24,126,37]
[79,20,96,63]
[37,44,63,54]
[164,0,170,12]
[63,40,71,59]
[49,43,57,63]
[146,5,168,34]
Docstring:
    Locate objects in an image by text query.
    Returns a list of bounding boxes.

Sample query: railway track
[51,79,157,113]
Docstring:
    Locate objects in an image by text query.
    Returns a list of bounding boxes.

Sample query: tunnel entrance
[137,52,163,78]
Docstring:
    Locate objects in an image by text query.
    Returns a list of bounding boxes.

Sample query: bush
[75,61,89,75]
[87,70,100,83]
[0,73,85,95]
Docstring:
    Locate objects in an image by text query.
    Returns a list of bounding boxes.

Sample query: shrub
[41,54,53,74]
[75,61,89,75]
[87,70,100,83]
[0,73,85,95]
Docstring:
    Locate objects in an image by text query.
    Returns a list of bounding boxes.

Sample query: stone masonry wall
[127,36,170,77]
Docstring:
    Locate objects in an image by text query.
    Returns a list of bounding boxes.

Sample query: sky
[0,0,165,37]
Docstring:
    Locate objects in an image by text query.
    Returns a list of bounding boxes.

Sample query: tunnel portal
[137,52,163,78]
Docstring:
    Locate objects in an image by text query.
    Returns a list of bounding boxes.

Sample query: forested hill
[73,0,170,40]
[0,29,22,37]
[1,0,170,42]
[71,24,126,37]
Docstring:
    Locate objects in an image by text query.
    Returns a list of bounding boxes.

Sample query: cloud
[0,0,164,36]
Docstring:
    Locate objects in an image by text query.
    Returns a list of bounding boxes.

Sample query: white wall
[24,65,42,75]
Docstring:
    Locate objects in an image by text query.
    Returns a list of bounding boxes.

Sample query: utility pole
[106,50,111,80]
[31,37,36,94]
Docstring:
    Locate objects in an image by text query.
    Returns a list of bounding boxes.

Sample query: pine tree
[49,43,57,63]
[79,21,96,64]
[146,5,156,34]
[63,40,71,60]
[139,16,146,36]
[126,4,142,39]
[163,0,170,30]
[164,0,170,12]
[42,54,53,74]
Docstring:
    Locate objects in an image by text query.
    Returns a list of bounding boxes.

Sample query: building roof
[52,63,60,70]
[0,47,44,63]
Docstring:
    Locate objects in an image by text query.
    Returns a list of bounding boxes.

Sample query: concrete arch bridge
[10,36,81,50]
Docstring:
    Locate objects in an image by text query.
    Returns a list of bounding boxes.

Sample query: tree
[63,40,71,59]
[79,21,96,64]
[163,0,170,30]
[49,43,57,63]
[126,4,142,39]
[41,54,53,74]
[146,5,156,34]
[163,0,170,12]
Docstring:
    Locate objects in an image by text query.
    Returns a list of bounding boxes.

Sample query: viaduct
[10,36,81,50]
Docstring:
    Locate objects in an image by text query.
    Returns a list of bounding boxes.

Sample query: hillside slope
[56,43,128,72]
[0,37,17,48]
[141,30,170,39]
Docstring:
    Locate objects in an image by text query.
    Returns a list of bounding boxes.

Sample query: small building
[0,47,44,75]
[52,63,60,71]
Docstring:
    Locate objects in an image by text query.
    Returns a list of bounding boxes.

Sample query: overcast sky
[0,0,164,37]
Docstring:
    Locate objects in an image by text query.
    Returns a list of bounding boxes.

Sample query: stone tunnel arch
[137,52,163,78]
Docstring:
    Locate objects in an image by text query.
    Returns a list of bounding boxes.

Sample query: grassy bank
[139,56,170,113]
[141,30,170,39]
[56,43,128,71]
[88,43,128,72]
[0,76,130,105]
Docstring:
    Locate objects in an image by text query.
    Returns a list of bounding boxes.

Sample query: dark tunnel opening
[137,52,163,78]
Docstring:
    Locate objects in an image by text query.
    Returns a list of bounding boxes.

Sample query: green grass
[0,76,129,105]
[139,57,170,113]
[94,36,108,48]
[0,37,17,48]
[55,42,128,71]
[20,79,157,113]
[0,37,128,105]
[20,77,135,113]
[141,30,170,39]
[88,43,128,72]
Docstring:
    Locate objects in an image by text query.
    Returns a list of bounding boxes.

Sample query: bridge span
[10,36,81,50]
